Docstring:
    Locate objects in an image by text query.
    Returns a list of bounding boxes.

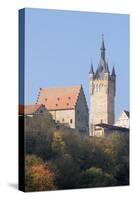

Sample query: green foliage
[51,131,66,156]
[109,133,129,185]
[52,154,80,189]
[80,167,117,188]
[25,112,56,160]
[24,115,129,191]
[25,154,44,167]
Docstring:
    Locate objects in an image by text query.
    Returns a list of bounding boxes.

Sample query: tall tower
[89,36,116,136]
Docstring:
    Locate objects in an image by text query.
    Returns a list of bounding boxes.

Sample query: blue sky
[24,8,129,120]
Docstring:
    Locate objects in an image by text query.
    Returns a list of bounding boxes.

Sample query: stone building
[36,85,89,135]
[19,104,46,117]
[89,37,116,137]
[115,110,129,128]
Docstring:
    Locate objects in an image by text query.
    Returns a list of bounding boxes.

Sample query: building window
[100,119,103,123]
[62,118,64,122]
[67,103,69,106]
[57,97,60,101]
[45,98,47,101]
[70,119,73,124]
[56,104,58,106]
[68,97,71,100]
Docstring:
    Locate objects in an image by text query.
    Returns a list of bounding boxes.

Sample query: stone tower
[89,36,116,136]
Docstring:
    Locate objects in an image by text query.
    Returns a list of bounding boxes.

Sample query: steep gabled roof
[36,86,81,110]
[19,104,45,115]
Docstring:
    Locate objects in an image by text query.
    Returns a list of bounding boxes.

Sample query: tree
[25,112,56,160]
[25,155,56,192]
[80,167,116,188]
[109,133,129,185]
[51,131,66,156]
[52,154,80,189]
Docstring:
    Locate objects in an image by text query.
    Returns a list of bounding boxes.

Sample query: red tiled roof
[36,86,81,110]
[19,104,45,115]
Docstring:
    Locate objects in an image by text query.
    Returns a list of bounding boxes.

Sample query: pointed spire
[100,34,105,60]
[112,65,116,76]
[89,62,94,74]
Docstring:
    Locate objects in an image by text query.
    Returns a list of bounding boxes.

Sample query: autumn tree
[25,155,56,192]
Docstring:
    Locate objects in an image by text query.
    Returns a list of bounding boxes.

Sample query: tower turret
[111,65,116,77]
[89,63,94,74]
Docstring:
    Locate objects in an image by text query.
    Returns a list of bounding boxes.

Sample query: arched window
[99,84,102,91]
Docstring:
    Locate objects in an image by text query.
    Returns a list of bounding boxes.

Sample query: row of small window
[45,97,71,101]
[57,119,73,124]
[43,103,70,107]
[55,103,70,107]
[93,84,104,92]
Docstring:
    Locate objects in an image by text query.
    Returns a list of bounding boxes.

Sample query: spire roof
[94,35,107,78]
[89,63,94,74]
[112,66,116,76]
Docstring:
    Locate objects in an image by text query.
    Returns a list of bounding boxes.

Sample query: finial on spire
[100,34,105,61]
[101,33,105,50]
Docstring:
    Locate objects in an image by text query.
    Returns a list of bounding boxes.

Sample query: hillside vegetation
[24,112,129,191]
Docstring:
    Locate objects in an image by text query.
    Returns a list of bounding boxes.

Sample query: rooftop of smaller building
[19,104,45,115]
[96,123,129,132]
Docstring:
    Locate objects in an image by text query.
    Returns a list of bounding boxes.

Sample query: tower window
[57,97,60,101]
[62,118,64,122]
[68,97,71,100]
[67,103,69,106]
[70,119,73,124]
[45,98,47,101]
[56,104,58,107]
[96,84,99,92]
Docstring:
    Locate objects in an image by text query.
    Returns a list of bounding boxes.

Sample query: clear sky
[24,8,129,120]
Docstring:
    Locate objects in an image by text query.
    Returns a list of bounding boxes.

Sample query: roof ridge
[40,85,80,90]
